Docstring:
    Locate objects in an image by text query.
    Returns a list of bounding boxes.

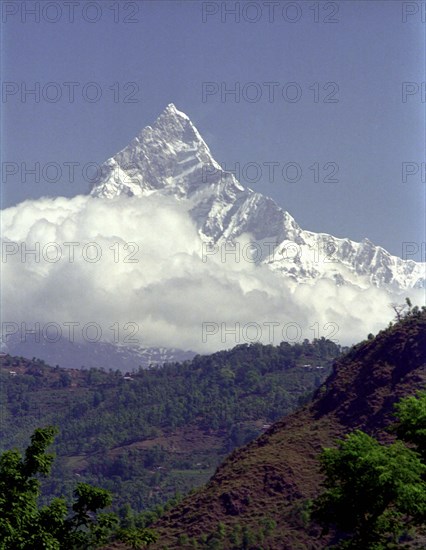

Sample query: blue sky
[1,0,425,258]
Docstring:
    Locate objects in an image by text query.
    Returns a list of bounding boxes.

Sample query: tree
[117,527,158,549]
[313,394,426,549]
[390,297,414,322]
[0,426,61,549]
[392,390,426,461]
[0,426,117,549]
[390,302,408,322]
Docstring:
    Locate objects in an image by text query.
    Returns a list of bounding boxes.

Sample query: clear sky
[1,0,425,258]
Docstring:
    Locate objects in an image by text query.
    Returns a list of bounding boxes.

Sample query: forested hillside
[0,338,340,515]
[147,307,426,549]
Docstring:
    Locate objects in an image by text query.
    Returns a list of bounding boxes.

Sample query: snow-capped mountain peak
[92,103,221,200]
[91,105,425,290]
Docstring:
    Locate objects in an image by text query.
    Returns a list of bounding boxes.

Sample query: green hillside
[144,307,426,548]
[0,338,339,515]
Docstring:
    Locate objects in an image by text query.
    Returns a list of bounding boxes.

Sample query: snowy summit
[91,105,425,291]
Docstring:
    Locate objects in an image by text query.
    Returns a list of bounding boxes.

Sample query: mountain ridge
[91,104,425,291]
[146,308,426,549]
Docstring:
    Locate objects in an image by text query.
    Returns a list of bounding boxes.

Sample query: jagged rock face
[92,104,221,199]
[91,104,425,290]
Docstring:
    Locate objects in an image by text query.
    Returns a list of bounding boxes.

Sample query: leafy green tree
[0,426,62,549]
[116,527,158,549]
[62,482,117,548]
[393,391,426,461]
[314,394,426,549]
[0,426,120,549]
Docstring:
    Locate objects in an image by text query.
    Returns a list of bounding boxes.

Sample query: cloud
[1,194,423,354]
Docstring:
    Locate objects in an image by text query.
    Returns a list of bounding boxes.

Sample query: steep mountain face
[147,310,426,549]
[91,104,425,290]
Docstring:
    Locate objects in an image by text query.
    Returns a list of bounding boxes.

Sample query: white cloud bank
[1,194,423,354]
